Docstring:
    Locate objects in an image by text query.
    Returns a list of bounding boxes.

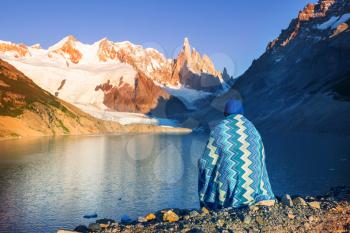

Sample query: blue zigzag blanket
[198,114,275,209]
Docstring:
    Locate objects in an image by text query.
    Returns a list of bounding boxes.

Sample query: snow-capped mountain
[232,0,350,133]
[0,36,225,122]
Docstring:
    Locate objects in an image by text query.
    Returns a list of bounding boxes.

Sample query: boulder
[73,225,88,233]
[99,223,108,229]
[88,223,101,231]
[138,216,147,223]
[163,210,180,222]
[249,205,259,211]
[293,197,307,206]
[189,210,200,218]
[256,199,275,207]
[145,213,156,221]
[243,215,252,224]
[201,207,210,215]
[308,201,321,209]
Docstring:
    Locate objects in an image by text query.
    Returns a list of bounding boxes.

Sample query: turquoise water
[0,132,349,233]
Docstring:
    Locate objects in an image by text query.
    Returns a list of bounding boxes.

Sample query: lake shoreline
[0,124,192,141]
[61,186,350,233]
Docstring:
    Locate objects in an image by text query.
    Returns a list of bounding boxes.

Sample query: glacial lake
[0,132,349,233]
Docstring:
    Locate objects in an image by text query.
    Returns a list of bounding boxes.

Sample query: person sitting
[198,99,275,209]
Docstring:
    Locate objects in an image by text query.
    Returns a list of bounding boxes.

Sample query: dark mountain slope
[232,0,350,134]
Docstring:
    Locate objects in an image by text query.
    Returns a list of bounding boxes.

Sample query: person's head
[224,99,244,117]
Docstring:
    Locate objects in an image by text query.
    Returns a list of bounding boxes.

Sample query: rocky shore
[57,186,350,233]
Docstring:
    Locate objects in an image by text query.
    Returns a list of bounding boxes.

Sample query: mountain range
[0,37,228,125]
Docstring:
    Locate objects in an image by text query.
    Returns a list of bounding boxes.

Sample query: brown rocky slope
[0,59,190,140]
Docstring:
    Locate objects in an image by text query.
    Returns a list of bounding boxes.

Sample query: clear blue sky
[1,0,313,76]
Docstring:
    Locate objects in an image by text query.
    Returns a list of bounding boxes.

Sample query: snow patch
[74,104,158,125]
[3,58,137,109]
[275,58,282,63]
[164,86,212,110]
[74,103,179,127]
[317,13,350,30]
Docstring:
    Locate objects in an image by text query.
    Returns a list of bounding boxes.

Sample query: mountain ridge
[232,0,350,134]
[0,37,227,119]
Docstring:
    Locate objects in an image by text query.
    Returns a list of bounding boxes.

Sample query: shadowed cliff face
[232,0,350,134]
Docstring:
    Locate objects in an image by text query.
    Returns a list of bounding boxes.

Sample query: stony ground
[65,186,350,233]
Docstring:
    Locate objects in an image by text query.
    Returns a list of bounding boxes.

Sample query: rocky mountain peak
[98,38,117,61]
[298,3,316,21]
[319,0,336,12]
[169,37,223,91]
[182,37,192,63]
[49,35,82,64]
[297,0,336,21]
[30,43,42,49]
[0,41,29,58]
[183,37,191,53]
[49,35,77,50]
[267,0,347,51]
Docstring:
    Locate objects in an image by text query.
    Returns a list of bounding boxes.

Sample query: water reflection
[0,132,349,233]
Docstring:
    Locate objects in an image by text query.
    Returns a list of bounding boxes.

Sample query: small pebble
[308,201,321,209]
[281,194,294,207]
[243,215,252,224]
[201,207,210,215]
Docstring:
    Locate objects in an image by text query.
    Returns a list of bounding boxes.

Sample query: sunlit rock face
[48,35,83,64]
[0,41,29,58]
[95,71,170,113]
[232,0,350,133]
[0,36,226,115]
[171,38,223,91]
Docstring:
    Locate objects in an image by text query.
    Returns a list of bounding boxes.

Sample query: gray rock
[74,225,88,233]
[243,215,252,224]
[217,219,225,227]
[138,216,147,223]
[88,223,101,231]
[308,201,321,209]
[293,197,307,206]
[189,210,199,218]
[281,194,294,207]
[255,215,264,225]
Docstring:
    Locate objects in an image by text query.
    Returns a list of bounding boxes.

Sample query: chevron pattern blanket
[198,114,275,209]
